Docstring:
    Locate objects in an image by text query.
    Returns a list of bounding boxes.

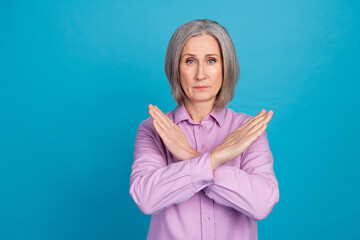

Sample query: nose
[195,62,206,81]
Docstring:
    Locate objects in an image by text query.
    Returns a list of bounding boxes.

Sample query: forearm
[179,147,201,161]
[185,145,228,172]
[130,151,214,215]
[204,163,279,220]
[205,147,279,220]
[209,147,228,171]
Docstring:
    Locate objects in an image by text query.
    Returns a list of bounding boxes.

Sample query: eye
[186,59,195,64]
[208,58,216,64]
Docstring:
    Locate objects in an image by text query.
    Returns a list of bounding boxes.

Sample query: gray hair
[165,19,239,109]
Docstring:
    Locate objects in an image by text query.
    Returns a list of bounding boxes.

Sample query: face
[179,34,223,106]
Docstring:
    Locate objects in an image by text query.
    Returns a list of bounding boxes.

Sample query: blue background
[1,0,359,239]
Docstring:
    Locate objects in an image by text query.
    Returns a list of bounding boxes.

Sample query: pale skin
[148,34,273,171]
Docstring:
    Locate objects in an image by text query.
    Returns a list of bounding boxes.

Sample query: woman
[129,19,279,240]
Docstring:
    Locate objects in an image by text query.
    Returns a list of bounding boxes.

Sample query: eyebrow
[181,53,220,58]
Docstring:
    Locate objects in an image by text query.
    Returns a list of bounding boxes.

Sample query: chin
[188,96,216,103]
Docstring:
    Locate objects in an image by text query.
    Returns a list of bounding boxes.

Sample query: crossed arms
[129,105,279,220]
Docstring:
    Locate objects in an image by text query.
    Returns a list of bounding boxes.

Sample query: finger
[149,111,157,125]
[253,109,266,119]
[263,110,273,124]
[242,110,268,130]
[153,118,184,147]
[148,105,165,121]
[260,110,273,125]
[149,107,176,139]
[149,109,171,134]
[248,111,273,135]
[153,105,174,125]
[148,104,157,118]
[248,123,267,143]
[148,108,158,121]
[149,107,166,129]
[152,119,168,141]
[152,105,174,127]
[249,109,274,128]
[150,107,169,127]
[148,104,155,111]
[245,109,267,125]
[257,109,266,116]
[153,119,165,140]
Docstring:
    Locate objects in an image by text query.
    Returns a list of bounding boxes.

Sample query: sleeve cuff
[203,164,229,195]
[189,151,214,193]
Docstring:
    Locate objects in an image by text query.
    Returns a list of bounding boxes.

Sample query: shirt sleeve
[203,130,279,221]
[129,122,214,215]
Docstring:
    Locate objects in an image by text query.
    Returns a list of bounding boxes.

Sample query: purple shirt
[129,104,279,240]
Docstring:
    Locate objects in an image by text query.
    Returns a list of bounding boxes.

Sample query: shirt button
[205,216,211,222]
[202,181,207,185]
[201,145,206,151]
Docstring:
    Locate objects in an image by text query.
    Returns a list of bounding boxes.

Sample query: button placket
[195,124,208,153]
[200,192,215,239]
[194,123,215,239]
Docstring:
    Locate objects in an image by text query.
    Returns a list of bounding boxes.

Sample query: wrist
[181,147,200,161]
[190,148,201,158]
[210,148,222,171]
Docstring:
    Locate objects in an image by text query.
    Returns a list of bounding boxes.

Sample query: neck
[184,100,215,123]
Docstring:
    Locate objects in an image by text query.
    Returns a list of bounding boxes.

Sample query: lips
[194,86,208,90]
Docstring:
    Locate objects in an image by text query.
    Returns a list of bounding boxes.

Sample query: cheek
[180,71,193,87]
[180,67,194,78]
[179,77,190,94]
[213,67,223,86]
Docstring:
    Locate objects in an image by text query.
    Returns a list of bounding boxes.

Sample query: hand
[210,109,274,170]
[148,104,200,161]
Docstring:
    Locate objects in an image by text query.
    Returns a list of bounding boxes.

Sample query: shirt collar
[173,104,225,128]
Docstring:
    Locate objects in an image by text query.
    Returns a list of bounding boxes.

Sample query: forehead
[181,34,221,54]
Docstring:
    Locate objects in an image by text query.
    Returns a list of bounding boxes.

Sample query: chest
[164,122,243,168]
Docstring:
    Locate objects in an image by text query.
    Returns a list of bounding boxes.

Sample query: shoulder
[226,108,269,141]
[223,108,253,127]
[222,108,268,138]
[136,109,176,136]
